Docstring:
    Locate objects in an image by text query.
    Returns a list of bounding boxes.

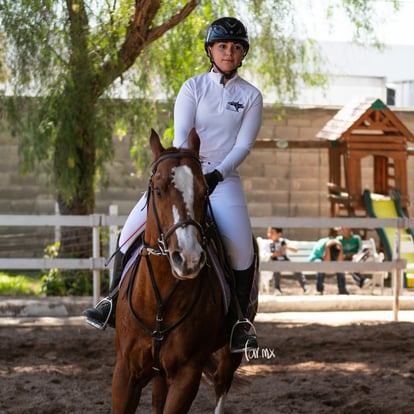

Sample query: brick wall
[2,104,414,253]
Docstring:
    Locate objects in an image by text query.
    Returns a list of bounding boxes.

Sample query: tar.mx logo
[244,346,276,362]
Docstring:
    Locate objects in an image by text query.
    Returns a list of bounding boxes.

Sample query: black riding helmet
[204,17,250,57]
[204,17,249,80]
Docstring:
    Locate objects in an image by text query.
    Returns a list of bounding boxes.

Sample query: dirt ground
[1,309,414,414]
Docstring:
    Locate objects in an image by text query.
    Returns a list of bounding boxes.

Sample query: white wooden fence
[0,205,124,304]
[0,210,411,319]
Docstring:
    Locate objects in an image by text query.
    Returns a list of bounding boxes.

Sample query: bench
[257,237,316,294]
[353,238,388,295]
[257,237,388,295]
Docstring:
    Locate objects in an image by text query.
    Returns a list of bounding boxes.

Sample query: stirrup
[229,318,258,354]
[85,297,113,331]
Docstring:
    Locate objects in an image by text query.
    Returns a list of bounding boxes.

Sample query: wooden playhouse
[316,97,414,218]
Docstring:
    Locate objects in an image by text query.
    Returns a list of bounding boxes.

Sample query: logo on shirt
[226,100,244,112]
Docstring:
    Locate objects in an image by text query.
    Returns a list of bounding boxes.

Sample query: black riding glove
[204,169,223,195]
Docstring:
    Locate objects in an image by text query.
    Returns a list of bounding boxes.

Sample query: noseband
[147,151,207,256]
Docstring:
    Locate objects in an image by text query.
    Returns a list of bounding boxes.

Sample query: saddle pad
[119,242,144,285]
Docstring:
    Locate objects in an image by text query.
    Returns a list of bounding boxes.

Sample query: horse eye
[155,187,162,197]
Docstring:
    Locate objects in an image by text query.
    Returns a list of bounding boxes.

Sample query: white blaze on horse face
[171,165,203,274]
[172,165,194,217]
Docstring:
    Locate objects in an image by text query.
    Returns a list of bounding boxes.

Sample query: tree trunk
[57,193,93,259]
[54,111,96,259]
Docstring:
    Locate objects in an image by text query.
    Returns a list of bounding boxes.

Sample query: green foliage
[0,32,6,85]
[41,242,64,296]
[41,270,66,296]
[40,240,109,296]
[41,269,101,297]
[41,268,105,296]
[0,0,401,198]
[0,272,43,296]
[328,0,400,47]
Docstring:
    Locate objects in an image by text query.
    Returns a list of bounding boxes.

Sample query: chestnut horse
[112,129,257,413]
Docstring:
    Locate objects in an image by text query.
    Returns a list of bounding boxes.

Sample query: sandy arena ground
[1,307,414,414]
[1,274,414,413]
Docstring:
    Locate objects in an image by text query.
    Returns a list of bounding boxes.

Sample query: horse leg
[112,357,142,414]
[213,347,243,414]
[152,375,168,414]
[162,366,203,414]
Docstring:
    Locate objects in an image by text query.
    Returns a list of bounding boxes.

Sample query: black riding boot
[229,261,258,353]
[83,249,124,330]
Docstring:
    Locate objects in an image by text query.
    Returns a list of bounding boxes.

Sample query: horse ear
[150,128,164,158]
[188,128,200,157]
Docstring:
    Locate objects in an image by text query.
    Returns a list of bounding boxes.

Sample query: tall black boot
[83,249,124,330]
[229,261,258,353]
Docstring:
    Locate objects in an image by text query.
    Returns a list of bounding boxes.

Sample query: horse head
[147,128,208,280]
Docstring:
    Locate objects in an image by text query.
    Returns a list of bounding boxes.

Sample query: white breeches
[118,174,253,271]
[118,193,147,254]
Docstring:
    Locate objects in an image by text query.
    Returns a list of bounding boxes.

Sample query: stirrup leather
[85,297,113,331]
[229,318,258,353]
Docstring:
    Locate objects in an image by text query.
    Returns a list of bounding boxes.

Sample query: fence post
[393,229,401,321]
[54,202,61,243]
[92,215,101,305]
[109,205,119,287]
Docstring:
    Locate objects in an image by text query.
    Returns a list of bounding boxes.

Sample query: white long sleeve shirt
[120,70,262,269]
[173,70,263,178]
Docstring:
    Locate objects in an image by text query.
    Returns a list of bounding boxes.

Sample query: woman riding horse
[84,16,263,353]
[112,130,253,413]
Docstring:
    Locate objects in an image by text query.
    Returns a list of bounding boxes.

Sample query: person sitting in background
[337,227,371,288]
[309,228,349,295]
[261,227,311,295]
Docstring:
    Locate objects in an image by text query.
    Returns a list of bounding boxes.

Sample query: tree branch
[146,0,199,45]
[94,0,199,96]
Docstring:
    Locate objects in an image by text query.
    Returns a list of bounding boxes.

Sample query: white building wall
[294,75,387,106]
[389,80,414,107]
[260,41,414,108]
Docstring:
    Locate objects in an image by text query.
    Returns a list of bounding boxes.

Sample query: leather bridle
[146,151,207,258]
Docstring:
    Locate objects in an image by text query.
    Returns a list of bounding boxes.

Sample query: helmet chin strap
[210,60,241,84]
